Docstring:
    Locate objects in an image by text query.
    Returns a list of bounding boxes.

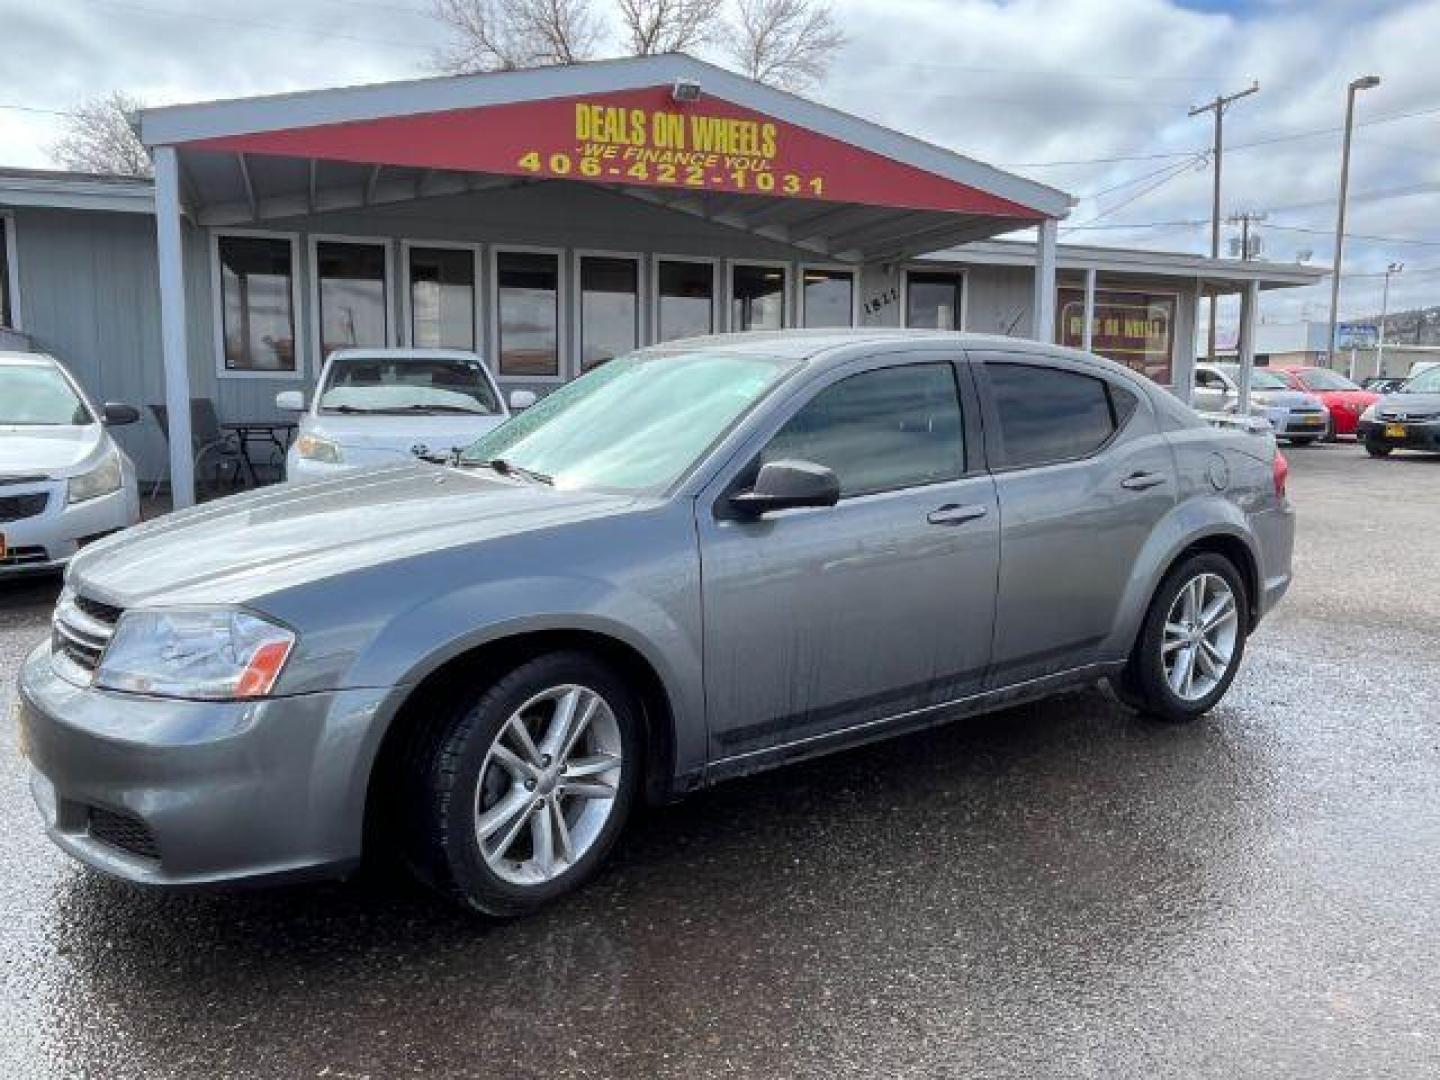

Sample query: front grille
[52,592,122,675]
[1,545,49,567]
[87,806,160,860]
[1381,409,1438,422]
[0,493,48,523]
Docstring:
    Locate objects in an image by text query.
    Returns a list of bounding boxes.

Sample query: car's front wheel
[1365,440,1394,458]
[1117,553,1248,723]
[404,652,639,916]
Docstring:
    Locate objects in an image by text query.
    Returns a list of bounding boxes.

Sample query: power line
[1080,154,1208,200]
[1264,223,1440,249]
[1061,156,1203,233]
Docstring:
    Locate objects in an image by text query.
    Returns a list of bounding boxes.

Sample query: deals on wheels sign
[191,87,1044,219]
[1058,288,1177,384]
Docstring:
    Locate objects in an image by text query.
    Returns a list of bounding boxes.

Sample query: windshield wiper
[377,403,488,415]
[468,457,553,485]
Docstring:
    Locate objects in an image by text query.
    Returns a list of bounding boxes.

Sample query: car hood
[68,463,637,608]
[0,424,106,478]
[1251,389,1322,408]
[304,413,506,455]
[1376,392,1440,415]
[1313,389,1377,408]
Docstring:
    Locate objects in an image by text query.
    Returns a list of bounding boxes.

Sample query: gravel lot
[1,444,1436,1079]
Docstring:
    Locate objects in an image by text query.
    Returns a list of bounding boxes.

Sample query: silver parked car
[17,331,1294,915]
[1193,362,1330,444]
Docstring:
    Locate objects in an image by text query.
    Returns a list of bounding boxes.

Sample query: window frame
[572,249,645,374]
[308,233,397,366]
[798,262,860,329]
[726,258,793,333]
[399,239,482,353]
[209,227,305,381]
[490,244,567,384]
[651,254,720,342]
[901,267,968,330]
[973,351,1142,474]
[0,209,20,331]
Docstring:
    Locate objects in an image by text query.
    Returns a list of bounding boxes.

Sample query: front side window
[1297,368,1360,392]
[732,264,787,331]
[496,251,560,377]
[763,364,964,497]
[906,272,964,330]
[317,241,388,359]
[1058,288,1176,384]
[408,247,475,350]
[219,235,297,372]
[318,354,500,415]
[0,364,92,425]
[802,268,854,328]
[656,260,714,341]
[463,349,798,493]
[986,362,1119,469]
[579,256,639,371]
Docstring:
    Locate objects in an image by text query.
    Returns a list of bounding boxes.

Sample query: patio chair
[148,400,247,499]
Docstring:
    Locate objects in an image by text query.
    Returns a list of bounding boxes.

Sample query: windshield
[0,365,92,426]
[1404,367,1440,394]
[319,354,501,415]
[1215,364,1287,390]
[461,348,801,493]
[1298,368,1360,392]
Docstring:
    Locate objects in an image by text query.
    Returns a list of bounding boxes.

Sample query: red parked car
[1271,366,1379,438]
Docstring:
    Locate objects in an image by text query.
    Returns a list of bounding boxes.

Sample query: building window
[656,259,714,341]
[1057,287,1176,384]
[496,250,560,377]
[802,267,854,328]
[218,234,297,373]
[579,255,639,371]
[905,271,964,329]
[732,263,787,331]
[0,216,12,329]
[408,246,476,350]
[316,240,389,359]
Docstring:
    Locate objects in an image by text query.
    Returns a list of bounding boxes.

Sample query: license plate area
[1385,423,1407,438]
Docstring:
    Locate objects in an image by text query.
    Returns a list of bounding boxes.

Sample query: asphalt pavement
[1,444,1436,1079]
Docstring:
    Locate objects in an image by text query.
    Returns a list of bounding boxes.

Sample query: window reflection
[219,235,297,372]
[497,251,560,377]
[906,272,964,330]
[317,241,388,359]
[732,264,786,331]
[656,260,714,341]
[579,256,639,370]
[409,247,475,350]
[802,268,854,328]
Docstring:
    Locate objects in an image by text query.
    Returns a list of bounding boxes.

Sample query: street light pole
[1324,75,1381,371]
[1376,261,1403,379]
[1190,81,1259,359]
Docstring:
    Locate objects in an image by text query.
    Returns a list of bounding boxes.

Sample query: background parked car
[278,348,531,482]
[1270,366,1378,438]
[1362,376,1409,395]
[1356,363,1440,457]
[1193,362,1330,444]
[0,352,140,574]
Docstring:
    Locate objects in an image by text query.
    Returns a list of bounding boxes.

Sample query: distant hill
[1372,306,1440,345]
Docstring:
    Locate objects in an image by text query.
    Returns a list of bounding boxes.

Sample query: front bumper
[1263,406,1328,438]
[1,481,138,574]
[16,643,393,886]
[1356,419,1440,451]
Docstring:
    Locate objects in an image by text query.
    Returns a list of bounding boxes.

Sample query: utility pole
[1227,210,1267,261]
[1190,81,1260,359]
[1376,262,1403,379]
[1324,75,1382,371]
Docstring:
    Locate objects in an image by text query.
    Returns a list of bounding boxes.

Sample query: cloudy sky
[2,0,1437,342]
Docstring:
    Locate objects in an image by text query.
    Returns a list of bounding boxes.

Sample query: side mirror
[275,390,305,411]
[101,402,139,426]
[508,389,538,411]
[730,460,840,517]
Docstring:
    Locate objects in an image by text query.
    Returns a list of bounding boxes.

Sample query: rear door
[973,351,1177,686]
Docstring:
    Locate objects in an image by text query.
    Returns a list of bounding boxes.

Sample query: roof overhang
[138,54,1073,264]
[0,168,155,214]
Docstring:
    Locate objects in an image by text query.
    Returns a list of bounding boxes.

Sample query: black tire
[402,651,640,916]
[1322,413,1337,443]
[1287,436,1317,446]
[1117,552,1249,723]
[1365,440,1394,458]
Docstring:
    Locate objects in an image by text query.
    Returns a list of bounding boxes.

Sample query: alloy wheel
[473,684,623,886]
[1161,573,1240,702]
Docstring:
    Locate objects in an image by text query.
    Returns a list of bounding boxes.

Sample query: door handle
[1120,471,1168,491]
[927,503,989,526]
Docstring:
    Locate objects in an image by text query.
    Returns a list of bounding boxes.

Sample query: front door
[696,355,999,764]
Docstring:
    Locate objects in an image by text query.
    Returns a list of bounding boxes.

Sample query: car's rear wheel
[1117,553,1248,723]
[1288,436,1317,446]
[404,652,639,916]
[1365,440,1394,458]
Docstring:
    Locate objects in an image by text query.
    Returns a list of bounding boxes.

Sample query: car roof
[641,328,1120,367]
[325,347,485,361]
[0,351,60,368]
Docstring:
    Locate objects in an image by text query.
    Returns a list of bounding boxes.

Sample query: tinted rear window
[986,362,1120,468]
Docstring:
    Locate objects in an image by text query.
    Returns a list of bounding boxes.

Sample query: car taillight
[1273,450,1289,499]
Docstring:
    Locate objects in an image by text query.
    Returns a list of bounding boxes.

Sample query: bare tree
[616,0,717,55]
[725,0,844,92]
[48,92,151,176]
[430,0,603,73]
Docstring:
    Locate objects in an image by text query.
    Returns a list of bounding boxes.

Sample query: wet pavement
[1,445,1437,1078]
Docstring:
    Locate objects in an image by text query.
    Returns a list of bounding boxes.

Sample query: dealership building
[0,54,1326,506]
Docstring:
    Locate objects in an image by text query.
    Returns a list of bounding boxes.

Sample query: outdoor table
[221,421,297,486]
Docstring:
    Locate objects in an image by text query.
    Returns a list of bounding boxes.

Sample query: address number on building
[515,151,826,197]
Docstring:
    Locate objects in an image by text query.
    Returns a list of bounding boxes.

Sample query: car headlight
[66,452,123,504]
[95,608,296,699]
[296,434,343,464]
[1360,403,1379,422]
